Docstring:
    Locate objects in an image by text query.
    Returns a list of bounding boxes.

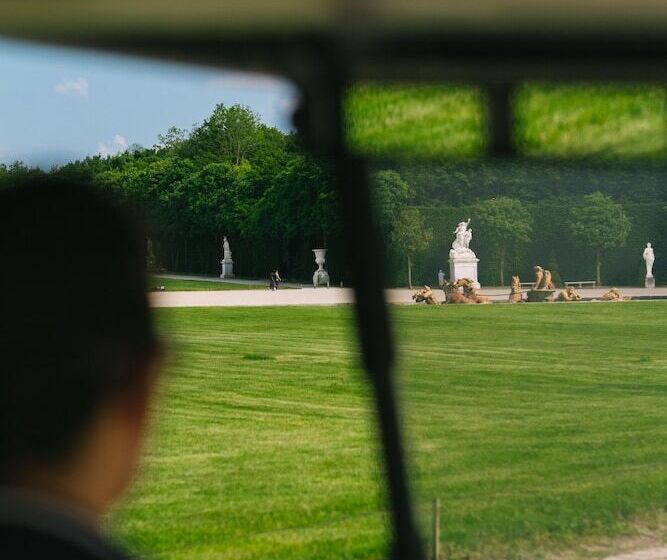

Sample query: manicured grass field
[111,303,667,559]
[149,276,267,291]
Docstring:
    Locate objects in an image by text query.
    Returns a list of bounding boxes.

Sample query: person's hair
[0,174,157,479]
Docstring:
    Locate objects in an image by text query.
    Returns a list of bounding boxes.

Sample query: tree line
[1,103,664,286]
[372,170,663,288]
[0,104,339,280]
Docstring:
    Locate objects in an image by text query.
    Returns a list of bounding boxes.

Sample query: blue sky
[0,38,297,168]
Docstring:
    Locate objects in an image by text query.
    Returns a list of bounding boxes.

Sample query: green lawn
[149,276,267,291]
[345,83,666,159]
[111,303,667,559]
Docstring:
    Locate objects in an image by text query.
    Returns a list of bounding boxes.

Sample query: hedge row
[386,202,666,287]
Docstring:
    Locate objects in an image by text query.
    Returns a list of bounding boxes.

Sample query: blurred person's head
[0,174,160,519]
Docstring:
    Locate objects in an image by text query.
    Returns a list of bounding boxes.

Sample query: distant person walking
[437,269,445,288]
[269,270,282,290]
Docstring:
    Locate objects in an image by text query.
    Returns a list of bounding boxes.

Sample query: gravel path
[150,287,355,307]
[150,285,667,308]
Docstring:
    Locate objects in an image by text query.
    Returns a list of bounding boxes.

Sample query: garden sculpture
[509,275,523,303]
[643,243,655,278]
[220,235,235,278]
[602,287,629,301]
[223,236,232,261]
[442,281,474,304]
[412,285,439,305]
[455,278,490,304]
[556,287,582,301]
[533,266,555,290]
[540,269,556,290]
[452,219,473,251]
[528,266,557,301]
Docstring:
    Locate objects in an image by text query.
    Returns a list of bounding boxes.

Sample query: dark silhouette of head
[0,174,159,512]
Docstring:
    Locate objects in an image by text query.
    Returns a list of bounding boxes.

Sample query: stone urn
[312,248,330,288]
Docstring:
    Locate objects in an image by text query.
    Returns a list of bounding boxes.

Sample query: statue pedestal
[449,254,480,289]
[313,269,330,288]
[645,276,655,289]
[220,259,234,279]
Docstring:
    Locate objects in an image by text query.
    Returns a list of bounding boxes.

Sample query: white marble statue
[643,242,655,278]
[448,218,480,288]
[452,219,472,251]
[220,236,234,278]
[449,218,476,260]
[223,236,232,261]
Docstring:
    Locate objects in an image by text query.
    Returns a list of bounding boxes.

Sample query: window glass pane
[347,82,667,161]
[0,39,389,560]
[514,83,667,159]
[346,83,487,159]
[347,81,667,558]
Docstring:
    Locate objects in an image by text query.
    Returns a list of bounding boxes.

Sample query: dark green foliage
[373,160,666,287]
[3,88,666,286]
[474,197,533,286]
[146,238,157,273]
[350,83,666,286]
[408,201,664,288]
[371,170,412,233]
[547,249,563,287]
[389,207,433,288]
[569,192,632,284]
[0,104,340,280]
[183,104,264,165]
[397,160,667,207]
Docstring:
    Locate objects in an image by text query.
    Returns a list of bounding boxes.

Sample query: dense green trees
[1,102,663,286]
[371,170,412,232]
[372,170,435,287]
[0,104,340,279]
[52,104,340,278]
[475,197,533,286]
[569,192,632,285]
[389,208,432,289]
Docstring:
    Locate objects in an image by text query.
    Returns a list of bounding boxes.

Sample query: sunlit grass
[111,303,667,559]
[148,276,267,291]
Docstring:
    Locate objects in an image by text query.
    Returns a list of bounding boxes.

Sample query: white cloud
[54,77,89,99]
[97,134,128,158]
